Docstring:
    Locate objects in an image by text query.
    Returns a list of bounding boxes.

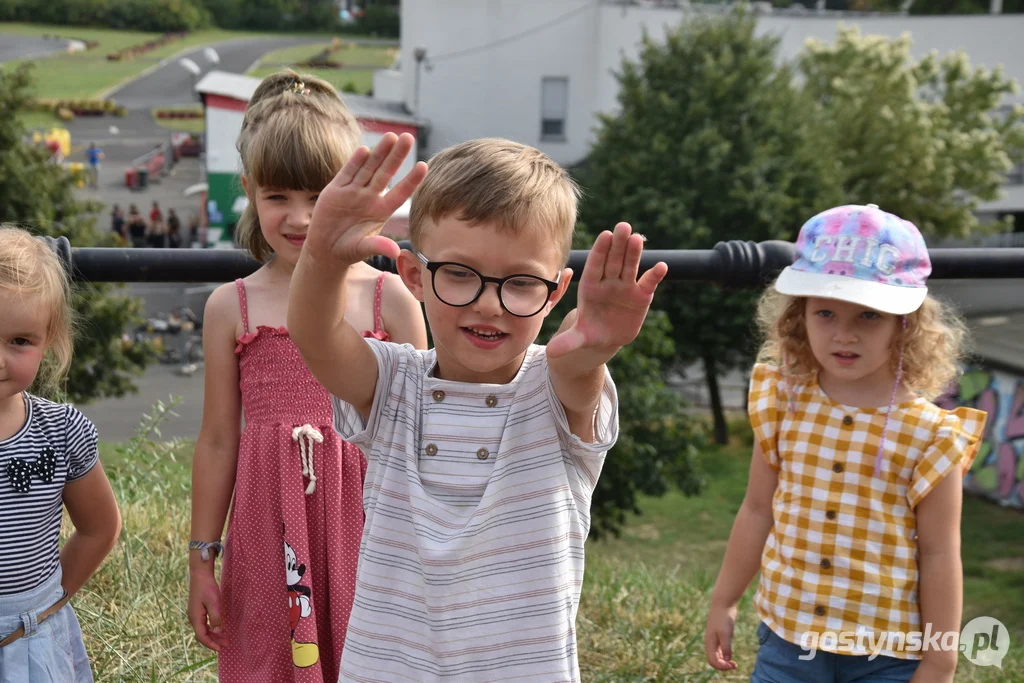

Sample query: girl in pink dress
[186,70,427,683]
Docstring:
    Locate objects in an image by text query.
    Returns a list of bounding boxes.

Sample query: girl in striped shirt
[704,205,986,683]
[0,225,121,682]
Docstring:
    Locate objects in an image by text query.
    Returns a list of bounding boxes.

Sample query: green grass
[17,109,62,130]
[255,40,396,69]
[246,39,394,95]
[0,23,308,100]
[66,406,1024,681]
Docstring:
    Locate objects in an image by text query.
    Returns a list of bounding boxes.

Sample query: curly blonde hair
[235,69,361,262]
[755,282,967,399]
[0,225,74,396]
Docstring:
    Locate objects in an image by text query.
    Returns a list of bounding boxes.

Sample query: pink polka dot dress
[217,274,388,683]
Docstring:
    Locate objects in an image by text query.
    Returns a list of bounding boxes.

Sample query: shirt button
[826,510,837,520]
[842,415,853,426]
[832,463,843,473]
[821,559,831,570]
[476,448,489,460]
[485,395,498,408]
[432,390,446,402]
[425,444,438,457]
[815,605,826,617]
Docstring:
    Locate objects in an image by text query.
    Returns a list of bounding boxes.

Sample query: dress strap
[372,272,387,336]
[234,278,250,335]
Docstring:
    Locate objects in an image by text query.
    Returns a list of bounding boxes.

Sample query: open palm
[547,223,667,360]
[307,132,428,266]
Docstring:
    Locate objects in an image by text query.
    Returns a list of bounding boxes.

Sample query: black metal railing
[42,237,1024,286]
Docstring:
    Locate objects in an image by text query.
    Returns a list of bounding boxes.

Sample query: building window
[1008,160,1024,186]
[541,77,568,141]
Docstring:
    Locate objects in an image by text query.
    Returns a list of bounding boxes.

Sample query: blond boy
[289,135,667,682]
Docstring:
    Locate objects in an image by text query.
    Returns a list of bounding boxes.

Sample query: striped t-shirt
[0,393,99,594]
[332,340,618,683]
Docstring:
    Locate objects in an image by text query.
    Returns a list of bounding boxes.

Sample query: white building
[392,1,1024,224]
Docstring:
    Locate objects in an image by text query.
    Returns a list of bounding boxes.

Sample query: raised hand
[306,132,428,267]
[546,222,667,362]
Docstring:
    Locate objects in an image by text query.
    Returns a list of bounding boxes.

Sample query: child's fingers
[332,146,371,188]
[189,606,221,652]
[636,261,668,296]
[602,222,631,280]
[579,230,612,289]
[704,632,736,671]
[621,233,644,282]
[359,235,401,261]
[369,133,415,194]
[351,133,398,188]
[545,327,586,360]
[381,161,429,215]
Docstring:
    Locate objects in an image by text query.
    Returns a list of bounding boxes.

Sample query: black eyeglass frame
[413,251,559,318]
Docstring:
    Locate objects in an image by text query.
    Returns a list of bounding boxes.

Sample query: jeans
[0,567,93,682]
[751,621,920,683]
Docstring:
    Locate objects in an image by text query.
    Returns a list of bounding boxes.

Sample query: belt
[0,589,71,648]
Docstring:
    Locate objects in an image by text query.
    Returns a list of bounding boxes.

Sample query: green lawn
[1,23,299,100]
[246,39,394,95]
[67,405,1024,681]
[255,40,396,69]
[17,109,62,131]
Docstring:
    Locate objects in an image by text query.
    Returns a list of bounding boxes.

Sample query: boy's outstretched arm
[546,222,667,442]
[290,132,427,419]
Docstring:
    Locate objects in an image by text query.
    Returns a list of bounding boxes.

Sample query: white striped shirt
[332,341,618,682]
[0,394,98,594]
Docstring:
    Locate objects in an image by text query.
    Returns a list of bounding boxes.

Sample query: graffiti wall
[937,367,1024,509]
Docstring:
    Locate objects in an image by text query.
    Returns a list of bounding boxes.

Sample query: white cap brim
[775,267,927,315]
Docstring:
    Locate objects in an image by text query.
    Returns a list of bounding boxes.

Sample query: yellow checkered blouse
[747,363,986,659]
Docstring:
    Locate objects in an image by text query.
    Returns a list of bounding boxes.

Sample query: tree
[0,64,151,403]
[800,26,1024,237]
[542,229,705,538]
[577,10,841,444]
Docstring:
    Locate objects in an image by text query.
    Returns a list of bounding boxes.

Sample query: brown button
[815,606,826,617]
[842,415,853,426]
[476,448,489,460]
[821,559,831,570]
[432,390,446,402]
[833,463,843,473]
[485,395,498,408]
[826,510,837,520]
[425,443,438,456]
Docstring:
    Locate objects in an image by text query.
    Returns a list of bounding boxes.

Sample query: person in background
[167,209,183,248]
[85,143,103,189]
[110,205,125,244]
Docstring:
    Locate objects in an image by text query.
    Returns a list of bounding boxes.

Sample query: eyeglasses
[414,251,559,318]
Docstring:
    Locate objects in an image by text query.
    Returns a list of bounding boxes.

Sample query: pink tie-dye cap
[774,204,931,315]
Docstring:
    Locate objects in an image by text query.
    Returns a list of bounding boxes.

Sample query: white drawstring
[292,424,323,495]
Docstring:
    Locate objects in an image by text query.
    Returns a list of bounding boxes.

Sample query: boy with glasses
[289,134,667,682]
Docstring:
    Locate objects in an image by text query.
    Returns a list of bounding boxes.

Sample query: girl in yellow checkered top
[704,204,987,683]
